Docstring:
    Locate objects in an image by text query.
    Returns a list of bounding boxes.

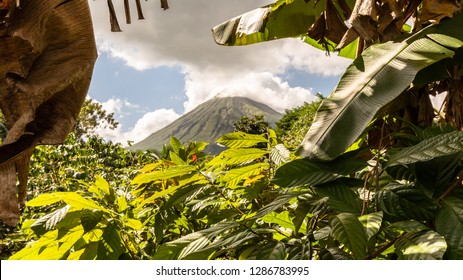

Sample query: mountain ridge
[129,96,282,153]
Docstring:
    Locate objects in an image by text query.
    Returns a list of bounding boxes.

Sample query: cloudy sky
[87,0,351,145]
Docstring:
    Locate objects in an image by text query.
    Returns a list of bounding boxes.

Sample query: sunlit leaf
[387,131,463,167]
[297,15,463,160]
[270,144,291,166]
[27,192,107,212]
[222,162,268,189]
[358,212,383,241]
[207,148,267,167]
[262,211,296,232]
[216,132,268,149]
[395,230,447,260]
[132,165,197,185]
[30,205,71,236]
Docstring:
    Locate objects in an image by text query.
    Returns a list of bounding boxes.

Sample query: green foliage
[233,114,269,136]
[275,98,322,148]
[73,99,119,141]
[5,3,463,261]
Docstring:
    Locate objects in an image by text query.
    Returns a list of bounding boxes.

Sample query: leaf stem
[438,171,463,202]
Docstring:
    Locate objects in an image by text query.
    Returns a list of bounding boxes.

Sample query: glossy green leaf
[388,220,429,233]
[262,211,296,232]
[331,213,368,259]
[376,184,438,220]
[94,175,111,196]
[212,0,357,58]
[387,131,463,167]
[132,165,197,185]
[117,195,128,212]
[153,221,239,260]
[170,136,182,155]
[222,162,268,188]
[297,14,463,160]
[9,226,84,260]
[125,218,143,230]
[273,151,367,188]
[436,197,463,259]
[358,212,383,240]
[216,132,268,149]
[256,241,286,260]
[251,193,303,220]
[27,192,107,212]
[270,144,291,166]
[169,150,186,165]
[207,148,267,167]
[395,230,447,260]
[314,180,363,215]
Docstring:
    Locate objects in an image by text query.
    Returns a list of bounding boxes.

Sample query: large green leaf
[212,0,357,58]
[435,197,463,259]
[297,14,463,160]
[395,230,447,260]
[273,151,367,188]
[9,226,85,260]
[376,184,438,220]
[358,212,383,241]
[131,165,197,185]
[330,213,368,259]
[387,131,463,167]
[262,211,298,233]
[206,148,267,167]
[313,180,363,215]
[256,241,287,260]
[216,132,268,149]
[153,221,239,260]
[27,192,107,212]
[221,162,268,188]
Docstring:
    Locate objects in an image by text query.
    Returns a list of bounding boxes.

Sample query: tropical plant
[211,0,463,259]
[275,96,323,149]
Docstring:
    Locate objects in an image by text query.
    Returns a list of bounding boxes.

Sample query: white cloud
[92,98,180,145]
[126,109,180,143]
[88,0,351,143]
[100,97,140,118]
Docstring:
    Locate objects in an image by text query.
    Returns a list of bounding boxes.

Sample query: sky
[87,0,351,145]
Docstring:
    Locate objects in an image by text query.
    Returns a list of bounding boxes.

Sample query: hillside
[129,96,282,153]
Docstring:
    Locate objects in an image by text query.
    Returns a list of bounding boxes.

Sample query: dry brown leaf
[420,0,461,24]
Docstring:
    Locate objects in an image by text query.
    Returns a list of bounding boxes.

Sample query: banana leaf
[297,14,463,160]
[211,0,357,59]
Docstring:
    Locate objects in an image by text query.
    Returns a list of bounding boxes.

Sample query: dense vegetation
[1,0,463,260]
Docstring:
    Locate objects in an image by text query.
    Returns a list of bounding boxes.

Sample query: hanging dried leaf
[161,0,169,10]
[349,0,379,42]
[420,0,461,24]
[324,0,348,44]
[307,0,348,52]
[135,0,145,20]
[0,0,97,226]
[107,0,122,32]
[124,0,131,24]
